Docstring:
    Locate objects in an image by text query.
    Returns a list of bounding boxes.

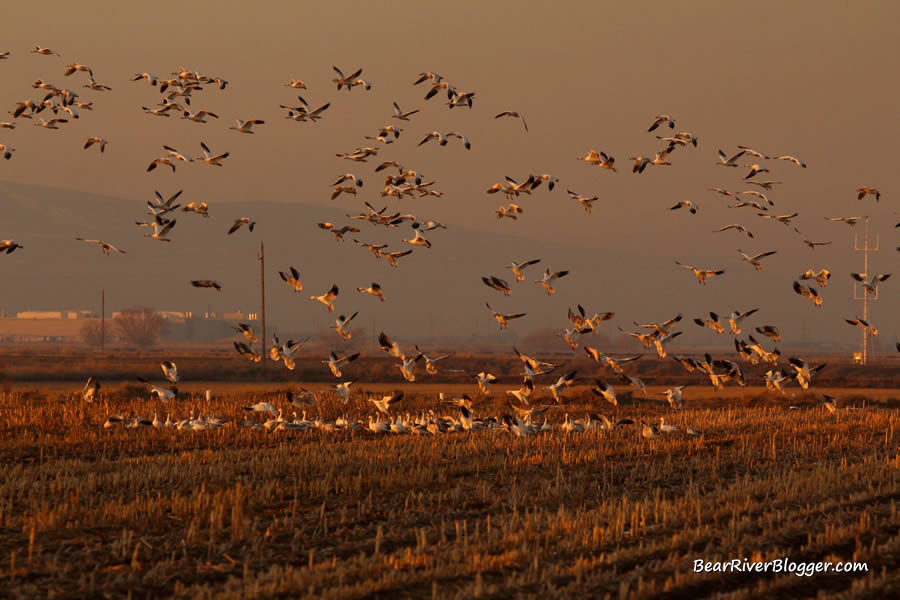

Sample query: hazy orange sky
[0,1,897,349]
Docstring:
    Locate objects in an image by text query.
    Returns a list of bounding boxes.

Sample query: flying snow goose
[331,65,364,90]
[674,261,724,284]
[228,218,255,234]
[546,370,577,402]
[758,212,798,226]
[384,249,412,268]
[147,158,177,173]
[793,228,832,249]
[357,282,385,302]
[738,249,776,270]
[132,72,158,86]
[716,149,746,167]
[787,357,826,390]
[162,146,193,163]
[418,131,447,146]
[332,312,359,341]
[0,144,13,160]
[182,201,209,217]
[506,379,534,404]
[671,200,698,214]
[495,111,528,131]
[75,238,125,255]
[333,173,364,187]
[535,268,569,295]
[83,76,111,91]
[191,280,222,292]
[310,284,339,312]
[631,156,651,174]
[32,45,60,56]
[278,266,302,292]
[568,190,598,213]
[323,351,360,377]
[234,323,257,343]
[398,354,423,382]
[737,145,769,159]
[34,117,68,129]
[482,275,512,295]
[83,137,108,153]
[748,180,781,190]
[181,109,219,123]
[738,190,772,205]
[486,303,526,329]
[716,224,753,238]
[792,281,822,306]
[694,312,725,334]
[850,272,891,295]
[729,200,767,211]
[727,308,758,334]
[475,372,497,394]
[378,332,403,358]
[663,386,685,409]
[755,326,782,342]
[160,361,179,383]
[414,346,455,375]
[233,341,261,362]
[774,155,806,168]
[245,402,277,417]
[496,203,524,219]
[648,115,675,131]
[845,317,877,336]
[591,380,617,406]
[856,186,880,201]
[402,229,432,248]
[317,222,359,241]
[199,141,229,166]
[707,187,734,198]
[137,376,178,402]
[744,164,770,179]
[369,392,403,415]
[285,79,307,89]
[144,217,176,241]
[229,119,265,133]
[391,102,419,120]
[800,269,831,287]
[578,150,617,171]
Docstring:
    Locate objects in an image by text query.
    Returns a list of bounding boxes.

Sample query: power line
[852,220,879,365]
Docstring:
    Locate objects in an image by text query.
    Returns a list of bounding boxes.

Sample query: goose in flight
[546,370,577,402]
[34,117,68,129]
[738,249,776,270]
[332,381,353,403]
[716,149,746,167]
[738,190,773,205]
[736,145,769,160]
[758,212,798,226]
[2,240,26,255]
[482,275,512,295]
[142,105,175,117]
[748,180,782,190]
[787,357,826,390]
[674,261,725,284]
[800,269,831,287]
[83,76,112,91]
[398,353,423,382]
[486,303,526,329]
[285,79,307,89]
[163,145,193,163]
[850,272,891,295]
[414,346,455,375]
[323,351,360,377]
[402,229,432,248]
[310,284,339,312]
[132,72,158,86]
[671,200,698,214]
[233,341,261,362]
[506,379,535,405]
[648,115,675,131]
[495,111,528,132]
[333,173,364,188]
[332,65,366,90]
[535,269,569,295]
[568,190,599,213]
[335,147,377,161]
[83,137,108,153]
[75,238,125,255]
[182,201,209,217]
[845,317,878,336]
[144,217,176,242]
[181,109,219,123]
[318,222,359,241]
[716,224,753,238]
[228,218,255,234]
[475,372,498,395]
[159,361,179,383]
[332,312,359,341]
[229,119,265,133]
[707,187,734,198]
[663,386,685,409]
[729,200,767,211]
[369,392,403,415]
[578,150,617,171]
[191,280,222,292]
[354,240,388,258]
[856,186,880,201]
[775,155,806,168]
[199,141,229,166]
[32,45,60,56]
[504,258,541,282]
[744,164,770,179]
[234,323,257,343]
[792,281,822,307]
[0,144,14,160]
[384,249,412,268]
[277,266,302,292]
[391,101,419,121]
[245,402,277,417]
[496,203,524,219]
[694,312,725,334]
[377,332,403,359]
[755,326,781,342]
[147,158,176,173]
[825,216,867,227]
[793,228,832,249]
[137,376,178,402]
[727,308,758,334]
[591,380,617,406]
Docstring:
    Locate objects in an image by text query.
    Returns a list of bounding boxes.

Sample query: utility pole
[259,242,266,372]
[853,220,879,365]
[100,289,105,354]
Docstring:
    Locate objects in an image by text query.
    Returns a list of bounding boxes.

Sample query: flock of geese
[1,46,898,436]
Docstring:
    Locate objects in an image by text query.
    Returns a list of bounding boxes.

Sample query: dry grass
[1,377,899,599]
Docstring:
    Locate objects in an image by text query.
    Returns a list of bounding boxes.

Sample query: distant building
[16,309,97,319]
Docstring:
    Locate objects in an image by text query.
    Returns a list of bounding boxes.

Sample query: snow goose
[620,373,648,397]
[495,111,528,132]
[856,186,880,201]
[758,212,798,226]
[506,379,534,404]
[578,150,617,171]
[648,115,675,131]
[334,173,364,187]
[707,187,734,198]
[398,354,423,381]
[591,380,617,406]
[278,266,302,292]
[323,351,360,377]
[475,372,497,394]
[850,272,891,295]
[357,282,385,302]
[182,201,209,217]
[331,66,364,90]
[739,190,772,205]
[233,341,261,362]
[285,79,307,89]
[792,281,822,306]
[31,45,60,56]
[694,312,725,334]
[671,200,698,214]
[82,376,100,402]
[825,216,868,227]
[384,249,412,268]
[674,261,724,284]
[727,308,758,334]
[132,72,158,86]
[631,156,651,174]
[747,180,781,190]
[774,155,806,168]
[191,280,222,292]
[800,269,831,287]
[446,90,475,109]
[34,117,68,129]
[729,200,767,211]
[332,312,358,341]
[229,119,264,133]
[787,357,826,390]
[245,402,277,417]
[332,382,353,403]
[535,268,569,295]
[568,190,598,213]
[317,222,359,241]
[402,229,432,248]
[744,164,770,179]
[227,218,255,234]
[162,146,193,163]
[715,149,746,167]
[482,275,512,295]
[716,224,753,238]
[392,102,419,120]
[414,346,455,375]
[378,332,403,358]
[144,217,176,242]
[83,76,111,91]
[663,386,685,409]
[234,323,257,343]
[652,331,682,358]
[496,203,524,219]
[199,141,229,166]
[310,284,339,312]
[640,420,659,440]
[659,418,680,433]
[160,361,179,383]
[83,137,108,153]
[369,392,403,415]
[546,370,577,402]
[738,249,776,270]
[137,376,178,402]
[0,144,13,160]
[793,228,832,249]
[755,326,782,341]
[486,303,526,329]
[181,109,218,123]
[75,238,125,255]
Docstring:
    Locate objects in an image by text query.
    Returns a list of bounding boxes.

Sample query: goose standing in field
[640,420,659,440]
[825,216,868,227]
[234,323,257,343]
[486,303,526,329]
[856,186,880,201]
[137,376,178,402]
[535,268,569,295]
[738,249,776,270]
[82,376,100,402]
[793,228,832,250]
[229,119,265,133]
[495,111,528,131]
[191,280,222,292]
[233,341,261,362]
[716,224,753,238]
[310,284,339,312]
[727,308,758,334]
[850,272,891,295]
[332,312,358,341]
[800,269,831,287]
[83,137,108,153]
[659,418,681,433]
[414,346,455,375]
[792,281,822,306]
[199,141,229,166]
[357,282,385,302]
[323,351,360,377]
[160,361,179,383]
[228,218,255,235]
[568,190,599,213]
[74,238,126,255]
[671,200,698,214]
[278,266,302,292]
[674,261,725,284]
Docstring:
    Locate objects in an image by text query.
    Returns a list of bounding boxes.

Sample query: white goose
[229,119,265,133]
[199,141,229,166]
[738,249,776,270]
[310,284,339,312]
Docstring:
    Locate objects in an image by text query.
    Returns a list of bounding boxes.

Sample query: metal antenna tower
[852,220,879,365]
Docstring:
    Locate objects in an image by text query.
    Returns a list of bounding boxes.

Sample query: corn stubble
[0,389,898,599]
